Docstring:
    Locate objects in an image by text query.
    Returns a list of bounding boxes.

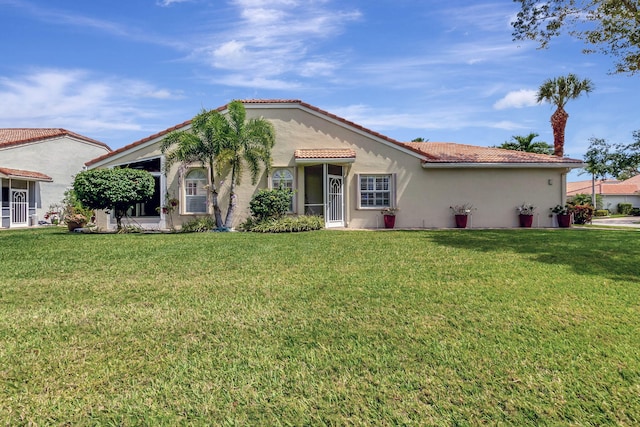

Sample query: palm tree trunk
[224,164,238,229]
[208,160,223,228]
[551,107,569,157]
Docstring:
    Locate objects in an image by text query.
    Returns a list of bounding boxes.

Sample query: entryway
[303,164,345,227]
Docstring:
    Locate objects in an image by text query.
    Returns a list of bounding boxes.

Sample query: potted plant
[516,203,536,227]
[380,207,398,229]
[551,204,572,228]
[450,204,475,228]
[64,211,88,231]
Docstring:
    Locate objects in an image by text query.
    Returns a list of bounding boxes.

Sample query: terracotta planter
[519,214,534,228]
[67,221,86,231]
[383,214,396,229]
[557,213,571,228]
[454,214,468,228]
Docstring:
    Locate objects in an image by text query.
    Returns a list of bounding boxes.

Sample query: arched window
[185,169,207,213]
[272,168,294,212]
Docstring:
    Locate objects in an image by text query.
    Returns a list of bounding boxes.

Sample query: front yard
[1,227,638,425]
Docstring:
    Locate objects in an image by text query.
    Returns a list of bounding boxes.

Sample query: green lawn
[1,227,639,425]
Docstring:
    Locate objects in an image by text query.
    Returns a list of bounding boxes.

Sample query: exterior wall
[90,104,573,230]
[601,195,640,212]
[0,137,110,224]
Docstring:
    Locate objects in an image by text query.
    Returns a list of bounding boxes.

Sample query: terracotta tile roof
[0,128,111,151]
[294,148,356,159]
[0,167,53,181]
[84,99,581,167]
[567,179,640,196]
[402,142,583,164]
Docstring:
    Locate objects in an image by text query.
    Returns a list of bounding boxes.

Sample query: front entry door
[326,174,344,227]
[11,190,28,226]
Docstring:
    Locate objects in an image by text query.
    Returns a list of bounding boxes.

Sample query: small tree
[73,168,155,231]
[494,132,553,155]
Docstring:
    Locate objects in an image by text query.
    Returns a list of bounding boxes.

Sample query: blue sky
[1,0,638,181]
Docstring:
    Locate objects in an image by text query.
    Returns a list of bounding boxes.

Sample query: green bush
[180,217,217,232]
[631,207,640,216]
[594,209,609,217]
[240,215,324,233]
[249,188,293,221]
[617,203,633,215]
[570,193,602,209]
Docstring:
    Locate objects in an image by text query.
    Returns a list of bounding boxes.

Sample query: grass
[1,227,639,425]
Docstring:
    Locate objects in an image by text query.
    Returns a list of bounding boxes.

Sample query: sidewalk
[590,216,640,228]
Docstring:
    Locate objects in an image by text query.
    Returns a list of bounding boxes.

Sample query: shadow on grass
[424,229,640,282]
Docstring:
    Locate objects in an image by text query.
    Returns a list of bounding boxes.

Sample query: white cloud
[156,0,191,6]
[493,89,538,110]
[0,69,180,133]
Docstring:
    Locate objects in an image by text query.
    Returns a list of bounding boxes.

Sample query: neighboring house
[86,99,583,230]
[567,176,640,212]
[0,129,111,228]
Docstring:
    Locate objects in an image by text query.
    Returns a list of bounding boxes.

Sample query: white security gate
[11,190,28,226]
[326,174,344,227]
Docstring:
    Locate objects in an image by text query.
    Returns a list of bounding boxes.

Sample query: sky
[1,0,638,181]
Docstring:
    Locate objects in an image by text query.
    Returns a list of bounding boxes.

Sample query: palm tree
[160,109,226,228]
[495,132,553,155]
[536,74,594,157]
[216,101,275,228]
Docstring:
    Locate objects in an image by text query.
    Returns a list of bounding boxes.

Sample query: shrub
[180,217,217,232]
[617,203,633,215]
[570,193,602,209]
[572,204,594,224]
[240,215,324,233]
[249,188,293,221]
[594,209,609,217]
[631,207,640,216]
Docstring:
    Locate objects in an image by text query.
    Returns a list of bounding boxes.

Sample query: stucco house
[86,99,583,230]
[567,175,640,212]
[0,129,111,228]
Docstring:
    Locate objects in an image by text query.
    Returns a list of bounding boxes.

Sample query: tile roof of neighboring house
[0,128,111,151]
[84,99,582,167]
[0,167,53,181]
[567,178,640,196]
[294,148,356,159]
[402,142,583,164]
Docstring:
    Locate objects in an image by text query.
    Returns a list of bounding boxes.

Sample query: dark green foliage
[180,217,218,232]
[249,188,293,221]
[583,134,640,180]
[617,203,633,215]
[594,209,609,217]
[630,207,640,216]
[571,205,594,224]
[571,193,602,209]
[494,132,553,155]
[240,215,324,233]
[73,168,155,230]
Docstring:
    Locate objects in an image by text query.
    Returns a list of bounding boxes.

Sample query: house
[567,176,640,212]
[0,129,111,228]
[86,99,583,230]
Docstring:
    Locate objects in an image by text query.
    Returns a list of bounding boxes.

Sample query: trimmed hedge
[618,203,633,215]
[240,215,324,233]
[594,209,609,217]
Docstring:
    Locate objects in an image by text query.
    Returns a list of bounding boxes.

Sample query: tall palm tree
[160,109,226,228]
[537,73,594,157]
[216,100,275,228]
[496,132,553,155]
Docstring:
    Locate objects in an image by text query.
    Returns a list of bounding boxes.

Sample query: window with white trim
[358,174,394,208]
[184,169,207,214]
[271,168,294,212]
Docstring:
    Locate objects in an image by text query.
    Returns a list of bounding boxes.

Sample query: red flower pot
[454,214,468,228]
[557,214,571,228]
[383,214,396,229]
[519,214,534,228]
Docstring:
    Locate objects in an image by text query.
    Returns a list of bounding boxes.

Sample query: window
[272,168,294,212]
[184,169,207,213]
[359,174,394,208]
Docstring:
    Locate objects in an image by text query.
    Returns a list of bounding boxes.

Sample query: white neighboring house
[567,175,640,212]
[0,129,111,228]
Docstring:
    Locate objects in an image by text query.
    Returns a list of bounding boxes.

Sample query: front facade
[0,129,111,228]
[86,100,583,230]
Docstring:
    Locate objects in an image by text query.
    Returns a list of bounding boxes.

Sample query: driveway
[591,216,640,228]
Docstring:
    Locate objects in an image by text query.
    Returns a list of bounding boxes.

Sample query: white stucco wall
[0,136,110,221]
